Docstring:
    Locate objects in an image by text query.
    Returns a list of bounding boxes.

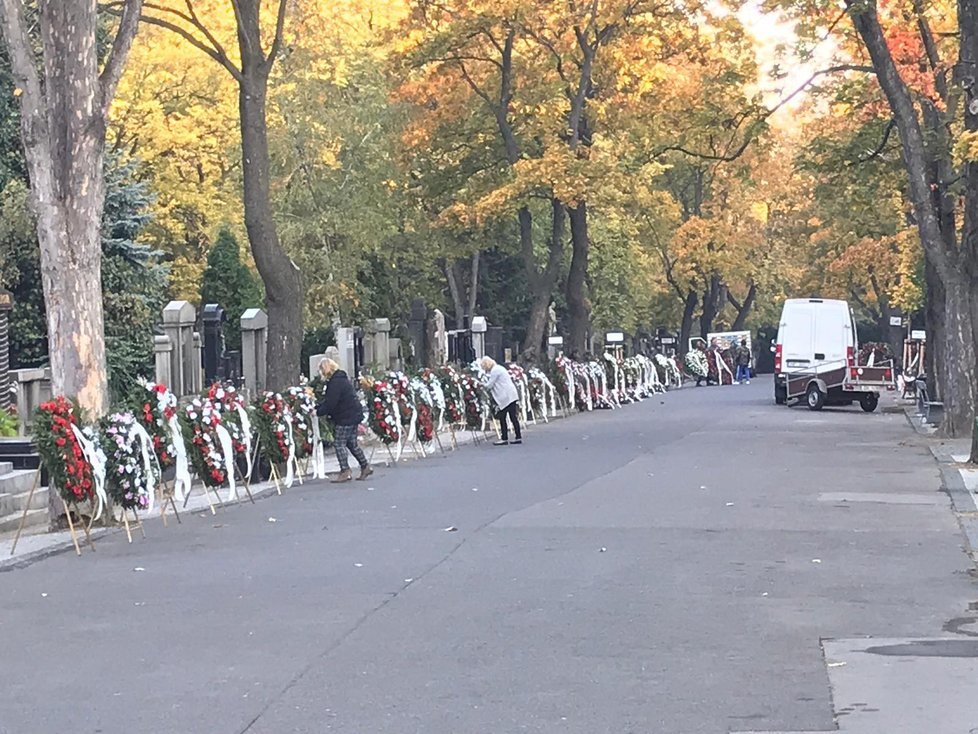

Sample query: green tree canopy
[200,226,263,352]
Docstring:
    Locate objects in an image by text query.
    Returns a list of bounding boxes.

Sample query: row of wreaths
[32,354,685,518]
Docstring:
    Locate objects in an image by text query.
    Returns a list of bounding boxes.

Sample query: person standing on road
[481,356,522,446]
[735,338,752,385]
[316,358,373,483]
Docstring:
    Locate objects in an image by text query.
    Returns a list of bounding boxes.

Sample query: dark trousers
[497,401,521,441]
[333,423,368,471]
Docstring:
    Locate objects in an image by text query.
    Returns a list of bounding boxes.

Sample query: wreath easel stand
[9,467,41,555]
[158,479,182,527]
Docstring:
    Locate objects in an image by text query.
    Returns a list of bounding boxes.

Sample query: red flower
[54,437,66,447]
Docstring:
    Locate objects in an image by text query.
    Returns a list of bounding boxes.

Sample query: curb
[928,447,978,566]
[0,480,282,572]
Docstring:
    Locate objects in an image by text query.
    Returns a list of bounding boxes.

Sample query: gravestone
[335,326,358,376]
[202,304,227,384]
[486,325,504,363]
[162,301,197,397]
[308,353,326,379]
[240,308,268,396]
[389,338,402,371]
[364,319,391,371]
[0,288,12,410]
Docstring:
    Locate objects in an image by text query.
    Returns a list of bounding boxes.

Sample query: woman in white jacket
[481,356,522,446]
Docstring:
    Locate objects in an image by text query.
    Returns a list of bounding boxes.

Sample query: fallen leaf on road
[444,526,458,532]
[133,567,145,572]
[212,524,224,529]
[404,578,414,583]
[599,547,607,553]
[267,517,277,523]
[40,593,47,598]
[354,563,363,568]
[726,502,735,507]
[812,559,822,564]
[761,593,768,597]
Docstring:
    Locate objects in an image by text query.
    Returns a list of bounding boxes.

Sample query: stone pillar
[365,319,391,372]
[0,288,12,411]
[162,301,197,397]
[471,316,487,360]
[153,335,173,387]
[240,308,268,397]
[192,332,203,394]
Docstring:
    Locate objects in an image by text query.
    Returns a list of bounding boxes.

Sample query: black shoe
[512,438,522,445]
[493,440,509,446]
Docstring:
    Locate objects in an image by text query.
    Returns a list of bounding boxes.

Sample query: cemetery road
[2,377,976,733]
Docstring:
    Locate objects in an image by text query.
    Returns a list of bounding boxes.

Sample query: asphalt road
[1,377,975,734]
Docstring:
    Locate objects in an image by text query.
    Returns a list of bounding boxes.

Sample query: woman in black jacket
[316,359,372,483]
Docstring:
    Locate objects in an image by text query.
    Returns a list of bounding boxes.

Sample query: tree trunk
[679,290,697,354]
[521,200,565,364]
[941,275,978,436]
[444,260,465,326]
[924,252,946,397]
[730,283,757,331]
[699,275,721,338]
[0,0,144,526]
[239,73,302,391]
[848,0,978,445]
[565,201,590,356]
[958,0,978,461]
[468,250,480,318]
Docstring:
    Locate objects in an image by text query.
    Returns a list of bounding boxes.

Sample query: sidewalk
[902,402,978,566]
[0,412,551,569]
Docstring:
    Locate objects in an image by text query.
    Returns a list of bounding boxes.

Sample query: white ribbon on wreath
[283,410,299,488]
[167,414,192,503]
[70,424,108,522]
[580,368,593,411]
[311,418,327,479]
[559,360,575,411]
[393,394,404,462]
[215,423,238,503]
[130,421,158,514]
[713,350,734,384]
[603,353,622,405]
[236,404,253,481]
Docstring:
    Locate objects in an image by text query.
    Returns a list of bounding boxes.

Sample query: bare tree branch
[853,119,896,164]
[266,0,290,68]
[653,64,876,162]
[103,2,244,81]
[99,0,144,114]
[0,0,43,131]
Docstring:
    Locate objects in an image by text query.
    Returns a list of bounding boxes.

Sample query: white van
[774,298,894,411]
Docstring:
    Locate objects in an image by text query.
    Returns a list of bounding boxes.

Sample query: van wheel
[806,383,825,411]
[859,393,879,413]
[775,384,787,405]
